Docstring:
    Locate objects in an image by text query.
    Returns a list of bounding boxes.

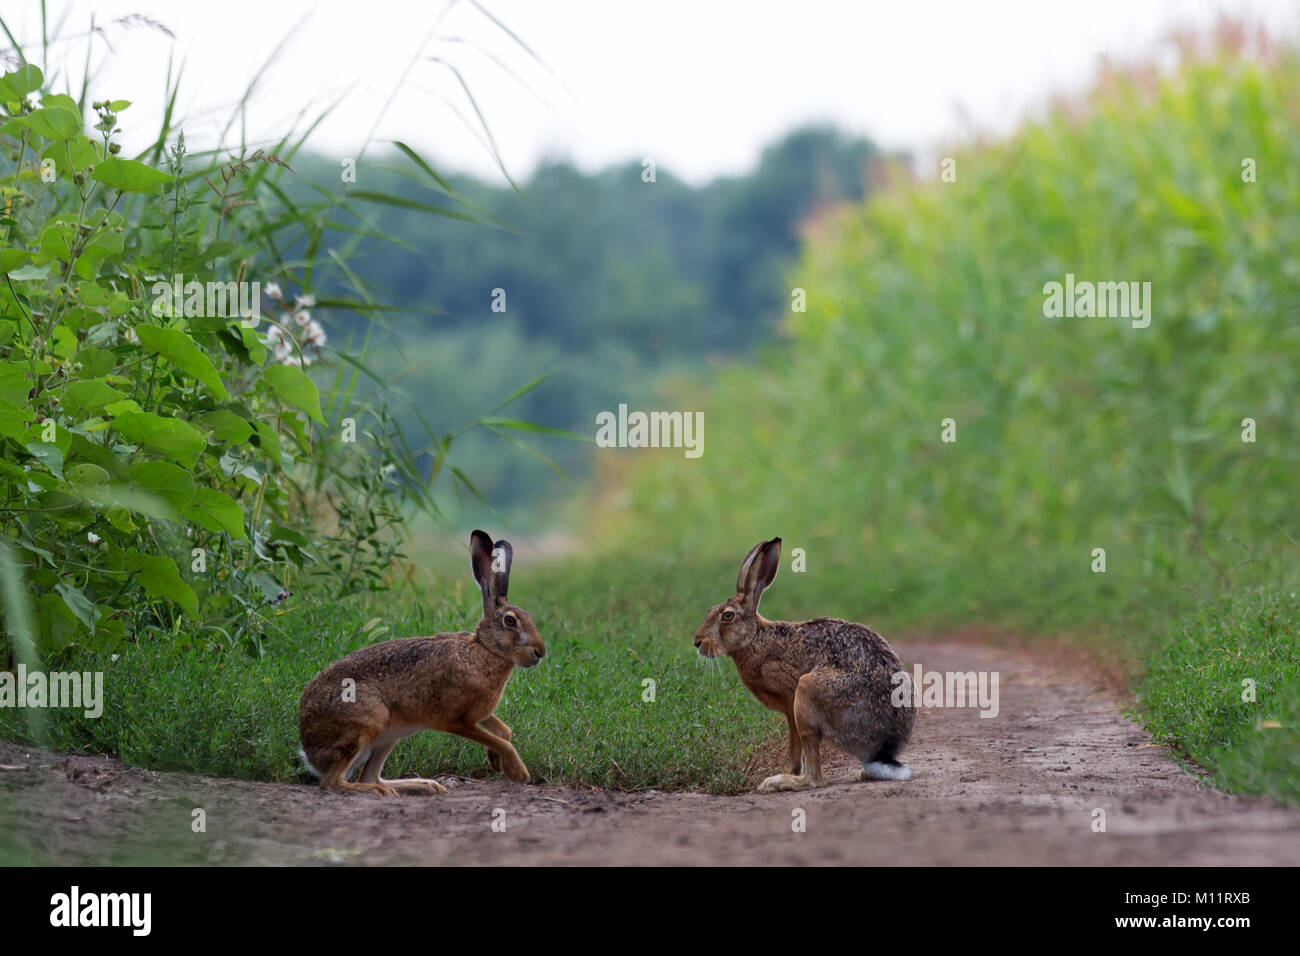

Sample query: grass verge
[0,558,779,794]
[1139,588,1300,804]
[5,546,1296,802]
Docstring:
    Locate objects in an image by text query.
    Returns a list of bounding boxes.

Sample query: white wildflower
[87,531,101,545]
[124,326,140,345]
[293,308,311,328]
[304,319,327,348]
[295,294,316,309]
[280,353,302,368]
[264,282,282,301]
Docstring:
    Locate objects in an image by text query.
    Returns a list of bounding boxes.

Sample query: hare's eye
[721,609,735,622]
[504,614,518,627]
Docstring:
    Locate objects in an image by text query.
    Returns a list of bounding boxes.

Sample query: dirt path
[2,640,1298,865]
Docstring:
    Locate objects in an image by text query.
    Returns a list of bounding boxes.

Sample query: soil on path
[2,641,1297,865]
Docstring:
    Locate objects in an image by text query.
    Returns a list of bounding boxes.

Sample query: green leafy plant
[0,50,552,664]
[0,64,328,656]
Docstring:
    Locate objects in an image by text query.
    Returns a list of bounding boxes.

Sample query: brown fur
[693,537,915,792]
[298,531,544,796]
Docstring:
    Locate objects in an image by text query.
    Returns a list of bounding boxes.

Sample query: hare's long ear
[736,540,766,595]
[491,539,513,600]
[738,537,781,614]
[470,530,496,613]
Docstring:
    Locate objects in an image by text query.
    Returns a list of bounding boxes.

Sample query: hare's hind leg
[319,742,399,797]
[758,673,829,793]
[309,697,400,796]
[358,731,448,795]
[479,714,512,772]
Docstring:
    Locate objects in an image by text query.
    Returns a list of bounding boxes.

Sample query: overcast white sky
[7,0,1298,184]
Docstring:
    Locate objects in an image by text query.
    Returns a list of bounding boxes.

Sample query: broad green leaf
[75,282,113,305]
[65,462,110,489]
[0,249,30,274]
[136,325,229,399]
[71,346,116,377]
[0,398,29,440]
[0,360,30,404]
[51,325,77,359]
[40,93,80,113]
[239,325,268,364]
[261,363,324,422]
[16,534,54,566]
[182,487,247,540]
[268,526,309,547]
[23,471,60,493]
[248,570,285,603]
[126,459,195,510]
[36,593,80,654]
[66,432,129,480]
[63,378,128,414]
[125,550,198,618]
[249,420,282,466]
[24,441,64,479]
[55,581,97,635]
[38,218,76,260]
[103,486,186,523]
[105,504,137,533]
[22,107,82,141]
[0,65,43,99]
[74,228,124,279]
[91,156,174,193]
[104,399,141,416]
[112,411,205,468]
[41,137,105,177]
[7,263,52,281]
[83,616,126,654]
[201,409,253,444]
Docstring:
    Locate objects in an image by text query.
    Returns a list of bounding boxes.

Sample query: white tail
[862,760,912,781]
[299,747,324,779]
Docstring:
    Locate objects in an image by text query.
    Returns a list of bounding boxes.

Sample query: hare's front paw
[503,757,530,783]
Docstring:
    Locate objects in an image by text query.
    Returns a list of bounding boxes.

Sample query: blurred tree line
[289,126,893,519]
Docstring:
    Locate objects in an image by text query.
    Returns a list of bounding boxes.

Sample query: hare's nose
[535,646,545,658]
[693,637,703,648]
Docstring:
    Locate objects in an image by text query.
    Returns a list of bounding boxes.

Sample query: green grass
[0,559,780,794]
[1139,588,1300,803]
[577,43,1300,804]
[2,543,1296,800]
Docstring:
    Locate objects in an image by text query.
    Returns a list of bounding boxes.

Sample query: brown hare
[692,537,915,792]
[298,530,544,796]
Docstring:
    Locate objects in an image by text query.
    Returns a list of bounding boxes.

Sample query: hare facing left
[692,537,915,793]
[298,530,545,796]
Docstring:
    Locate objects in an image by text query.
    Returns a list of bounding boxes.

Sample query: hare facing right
[692,537,915,792]
[298,530,544,796]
